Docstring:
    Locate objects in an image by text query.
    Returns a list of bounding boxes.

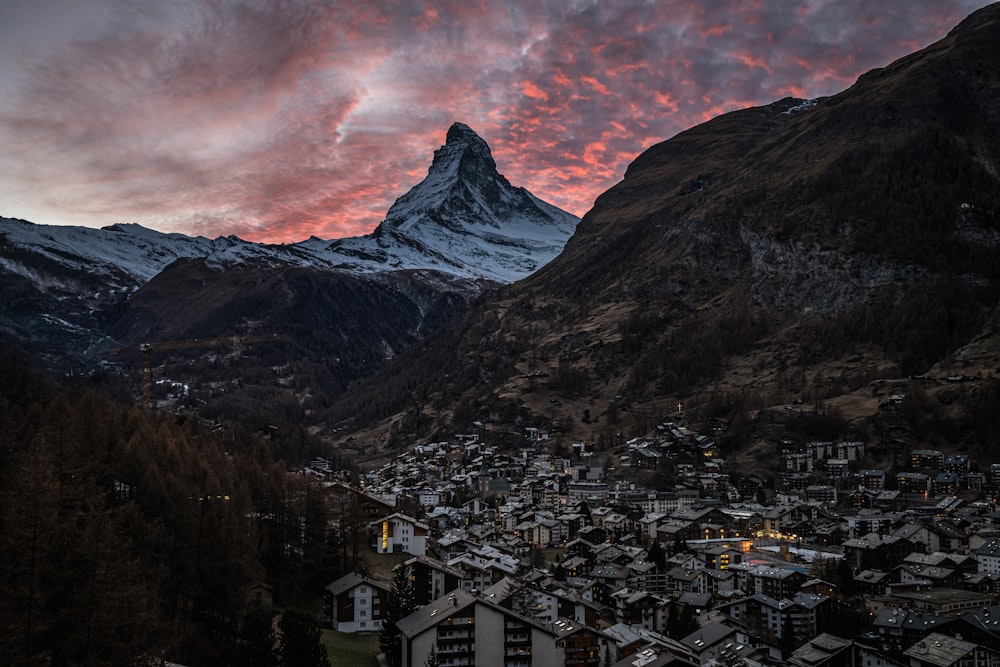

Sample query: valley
[2,4,1000,666]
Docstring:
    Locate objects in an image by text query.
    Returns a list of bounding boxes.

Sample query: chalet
[405,556,465,606]
[749,566,809,600]
[679,621,741,664]
[556,512,588,541]
[398,589,607,667]
[903,632,996,667]
[693,568,732,595]
[963,572,1000,597]
[589,565,631,603]
[562,555,590,579]
[593,543,632,566]
[448,550,520,592]
[666,565,701,596]
[565,537,598,561]
[843,533,918,572]
[625,559,658,592]
[631,446,662,470]
[800,578,838,599]
[891,562,962,590]
[762,506,798,537]
[698,546,742,571]
[602,512,632,540]
[610,588,668,633]
[372,512,429,556]
[893,522,938,552]
[872,608,949,652]
[325,571,388,633]
[788,633,853,667]
[655,519,695,543]
[903,551,978,574]
[854,569,889,596]
[976,539,1000,574]
[578,525,608,544]
[951,605,1000,650]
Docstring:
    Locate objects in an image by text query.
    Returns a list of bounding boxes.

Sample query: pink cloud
[580,75,612,96]
[521,81,549,101]
[0,0,992,241]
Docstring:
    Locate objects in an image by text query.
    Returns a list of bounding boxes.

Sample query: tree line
[0,351,347,666]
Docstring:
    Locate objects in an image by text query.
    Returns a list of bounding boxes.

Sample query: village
[316,416,1000,667]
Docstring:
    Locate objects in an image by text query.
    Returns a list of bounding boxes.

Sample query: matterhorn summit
[330,122,579,282]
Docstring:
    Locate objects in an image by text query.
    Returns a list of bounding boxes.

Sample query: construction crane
[110,333,279,410]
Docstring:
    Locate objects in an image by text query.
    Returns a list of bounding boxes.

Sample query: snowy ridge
[0,219,219,286]
[1,123,578,286]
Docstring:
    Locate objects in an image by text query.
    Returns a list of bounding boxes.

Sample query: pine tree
[380,564,416,667]
[277,608,328,667]
[647,540,667,571]
[238,608,276,667]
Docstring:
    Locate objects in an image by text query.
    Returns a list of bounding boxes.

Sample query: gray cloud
[0,0,991,240]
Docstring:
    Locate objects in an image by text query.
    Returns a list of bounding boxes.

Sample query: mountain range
[0,123,577,422]
[5,4,1000,466]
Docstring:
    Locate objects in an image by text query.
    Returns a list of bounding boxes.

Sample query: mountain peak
[425,122,496,182]
[445,121,482,145]
[332,122,578,282]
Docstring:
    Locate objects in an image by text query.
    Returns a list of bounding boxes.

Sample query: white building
[397,589,607,667]
[372,513,429,556]
[976,539,1000,574]
[325,571,388,633]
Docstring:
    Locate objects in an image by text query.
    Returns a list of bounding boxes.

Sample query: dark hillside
[326,4,1000,457]
[0,352,355,666]
[105,260,478,429]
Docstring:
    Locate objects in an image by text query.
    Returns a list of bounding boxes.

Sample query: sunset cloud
[0,0,991,243]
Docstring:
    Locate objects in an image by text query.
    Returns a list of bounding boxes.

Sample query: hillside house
[372,512,429,556]
[397,589,607,667]
[325,571,388,633]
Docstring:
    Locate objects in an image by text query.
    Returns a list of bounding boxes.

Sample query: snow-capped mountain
[0,122,577,382]
[329,122,579,282]
[0,122,577,289]
[0,218,230,288]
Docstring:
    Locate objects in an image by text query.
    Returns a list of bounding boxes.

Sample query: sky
[0,1,993,244]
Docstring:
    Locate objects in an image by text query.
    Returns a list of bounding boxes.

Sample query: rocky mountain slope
[326,4,1000,461]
